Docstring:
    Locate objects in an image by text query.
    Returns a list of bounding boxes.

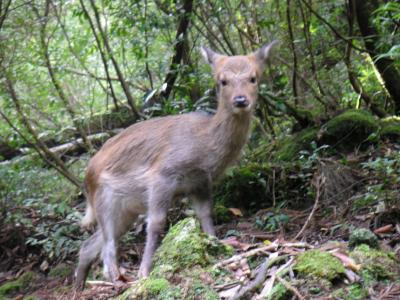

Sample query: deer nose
[233,96,249,108]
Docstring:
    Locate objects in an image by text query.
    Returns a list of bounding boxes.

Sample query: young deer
[75,42,276,290]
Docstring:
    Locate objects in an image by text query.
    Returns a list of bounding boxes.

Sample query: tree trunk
[353,0,400,113]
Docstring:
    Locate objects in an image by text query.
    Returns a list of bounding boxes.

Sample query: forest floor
[1,138,399,299]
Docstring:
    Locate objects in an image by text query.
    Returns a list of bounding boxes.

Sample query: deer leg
[193,196,216,236]
[192,178,216,236]
[96,186,134,283]
[75,229,103,290]
[138,181,173,278]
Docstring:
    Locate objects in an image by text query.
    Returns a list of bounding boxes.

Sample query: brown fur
[75,42,276,290]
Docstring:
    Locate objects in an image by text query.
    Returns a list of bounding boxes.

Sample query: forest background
[0,0,399,299]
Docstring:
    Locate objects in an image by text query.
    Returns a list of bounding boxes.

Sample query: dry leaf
[228,208,243,217]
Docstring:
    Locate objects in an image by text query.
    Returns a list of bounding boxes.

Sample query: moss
[320,109,378,149]
[48,263,73,279]
[380,117,400,141]
[267,282,289,300]
[0,271,36,297]
[350,244,400,283]
[345,283,368,300]
[143,278,170,295]
[274,128,318,162]
[151,218,233,277]
[192,282,219,300]
[119,278,181,300]
[294,250,345,281]
[349,228,379,249]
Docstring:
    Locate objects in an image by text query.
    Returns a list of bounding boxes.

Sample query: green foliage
[294,250,345,281]
[213,203,231,224]
[255,211,290,232]
[0,158,85,261]
[274,128,319,162]
[214,163,271,210]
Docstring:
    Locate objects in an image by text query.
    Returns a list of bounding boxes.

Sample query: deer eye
[220,79,228,86]
[250,77,257,84]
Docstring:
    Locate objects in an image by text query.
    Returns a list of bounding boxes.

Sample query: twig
[214,243,278,269]
[294,174,325,240]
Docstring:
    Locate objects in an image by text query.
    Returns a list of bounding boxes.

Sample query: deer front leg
[192,179,216,236]
[193,197,216,236]
[138,182,172,278]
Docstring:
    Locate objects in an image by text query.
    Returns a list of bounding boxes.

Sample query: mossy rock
[319,109,378,149]
[119,218,232,299]
[350,244,400,283]
[380,117,400,141]
[151,218,233,277]
[0,271,36,297]
[294,250,345,281]
[348,228,379,249]
[274,127,318,162]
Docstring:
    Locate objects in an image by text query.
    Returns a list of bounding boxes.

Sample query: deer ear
[255,40,279,63]
[200,46,221,66]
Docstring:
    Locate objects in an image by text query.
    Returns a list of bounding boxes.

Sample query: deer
[74,41,277,290]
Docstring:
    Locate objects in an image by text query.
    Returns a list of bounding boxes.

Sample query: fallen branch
[214,243,278,269]
[0,129,123,165]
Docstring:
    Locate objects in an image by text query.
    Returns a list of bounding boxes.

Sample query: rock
[350,244,400,284]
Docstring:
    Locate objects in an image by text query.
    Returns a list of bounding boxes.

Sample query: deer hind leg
[96,185,137,283]
[75,229,104,290]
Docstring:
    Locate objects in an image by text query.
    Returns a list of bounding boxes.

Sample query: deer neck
[207,101,252,177]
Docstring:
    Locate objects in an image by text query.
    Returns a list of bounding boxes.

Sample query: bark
[286,0,299,105]
[353,0,400,113]
[0,0,11,32]
[160,0,194,101]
